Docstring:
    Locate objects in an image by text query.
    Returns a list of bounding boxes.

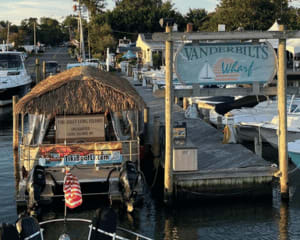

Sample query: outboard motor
[26,165,46,215]
[90,208,117,240]
[0,223,20,240]
[119,161,142,212]
[16,216,42,240]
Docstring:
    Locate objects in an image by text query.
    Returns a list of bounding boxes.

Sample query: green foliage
[3,0,300,57]
[105,0,185,40]
[152,52,161,69]
[204,0,277,31]
[88,21,116,59]
[81,0,105,16]
[39,17,65,46]
[185,8,208,31]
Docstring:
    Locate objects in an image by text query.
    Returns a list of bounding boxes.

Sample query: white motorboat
[0,51,32,106]
[0,209,153,240]
[210,96,300,143]
[250,114,300,149]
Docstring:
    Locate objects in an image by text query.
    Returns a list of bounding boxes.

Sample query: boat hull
[288,151,300,167]
[236,125,262,142]
[260,127,300,149]
[0,83,31,106]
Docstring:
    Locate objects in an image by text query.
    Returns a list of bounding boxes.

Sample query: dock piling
[164,24,174,203]
[254,136,262,157]
[217,116,223,129]
[278,24,289,199]
[13,96,20,193]
[35,58,40,83]
[143,107,149,142]
[153,115,161,167]
[42,61,46,80]
[183,97,188,110]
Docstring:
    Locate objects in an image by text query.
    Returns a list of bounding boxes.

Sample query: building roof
[138,33,183,50]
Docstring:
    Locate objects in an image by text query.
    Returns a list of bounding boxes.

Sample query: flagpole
[63,167,67,233]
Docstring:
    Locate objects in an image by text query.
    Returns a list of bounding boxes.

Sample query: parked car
[45,61,60,76]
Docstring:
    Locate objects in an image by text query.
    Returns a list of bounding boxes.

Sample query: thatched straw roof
[15,66,146,115]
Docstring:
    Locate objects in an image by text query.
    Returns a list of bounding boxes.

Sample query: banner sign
[56,115,105,143]
[38,142,122,167]
[175,42,277,85]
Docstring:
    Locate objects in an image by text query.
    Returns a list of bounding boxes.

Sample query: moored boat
[288,139,300,168]
[0,208,153,240]
[14,66,147,216]
[0,51,32,106]
[212,96,300,143]
[256,114,300,148]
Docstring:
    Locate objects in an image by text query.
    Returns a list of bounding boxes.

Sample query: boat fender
[90,208,117,240]
[16,216,41,240]
[26,165,46,211]
[222,125,237,144]
[0,223,20,240]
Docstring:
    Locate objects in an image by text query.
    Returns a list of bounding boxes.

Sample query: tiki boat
[14,66,146,215]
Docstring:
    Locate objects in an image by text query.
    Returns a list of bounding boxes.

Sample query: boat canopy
[15,66,145,115]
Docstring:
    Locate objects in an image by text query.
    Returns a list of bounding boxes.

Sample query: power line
[110,29,139,35]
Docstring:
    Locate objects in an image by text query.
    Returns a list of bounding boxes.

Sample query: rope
[150,165,159,189]
[288,166,299,175]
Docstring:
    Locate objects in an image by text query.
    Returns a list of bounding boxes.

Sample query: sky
[0,0,217,25]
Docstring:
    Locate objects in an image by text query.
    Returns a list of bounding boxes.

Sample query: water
[1,108,300,239]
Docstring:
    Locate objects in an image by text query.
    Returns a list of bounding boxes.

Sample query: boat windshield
[291,104,300,113]
[0,54,23,70]
[46,62,58,68]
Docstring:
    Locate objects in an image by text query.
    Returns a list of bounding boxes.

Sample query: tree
[10,30,26,47]
[81,0,105,17]
[88,21,116,59]
[205,0,277,31]
[62,15,79,41]
[20,18,38,44]
[39,17,65,46]
[105,0,185,40]
[184,8,208,31]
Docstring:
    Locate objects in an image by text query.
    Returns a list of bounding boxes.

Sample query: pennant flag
[63,170,83,209]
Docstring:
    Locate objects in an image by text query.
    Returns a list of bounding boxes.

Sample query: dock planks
[129,77,277,197]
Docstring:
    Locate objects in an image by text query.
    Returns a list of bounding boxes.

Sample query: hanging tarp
[24,114,51,145]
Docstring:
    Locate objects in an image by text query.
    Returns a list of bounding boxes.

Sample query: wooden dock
[128,77,278,199]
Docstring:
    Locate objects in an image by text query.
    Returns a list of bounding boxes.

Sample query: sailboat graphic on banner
[198,61,215,82]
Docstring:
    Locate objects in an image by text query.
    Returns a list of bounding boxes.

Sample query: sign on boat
[175,42,277,85]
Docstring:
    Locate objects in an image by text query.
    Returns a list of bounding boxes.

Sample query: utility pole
[34,20,37,54]
[106,48,110,72]
[6,22,9,51]
[78,0,86,62]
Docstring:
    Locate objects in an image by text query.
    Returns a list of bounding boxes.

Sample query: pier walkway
[128,77,277,198]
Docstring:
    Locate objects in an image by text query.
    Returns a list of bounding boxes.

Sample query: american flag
[63,170,82,209]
